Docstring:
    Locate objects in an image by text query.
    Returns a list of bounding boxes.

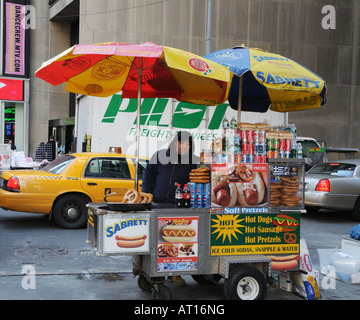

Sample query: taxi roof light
[109,147,122,153]
[7,176,20,192]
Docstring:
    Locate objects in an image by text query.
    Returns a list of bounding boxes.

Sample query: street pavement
[0,209,359,301]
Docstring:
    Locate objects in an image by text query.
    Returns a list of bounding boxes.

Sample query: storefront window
[4,105,15,143]
[1,101,25,151]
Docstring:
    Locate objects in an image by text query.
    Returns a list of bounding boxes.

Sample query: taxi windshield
[42,155,75,174]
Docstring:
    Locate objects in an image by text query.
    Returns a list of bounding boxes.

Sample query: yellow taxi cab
[0,152,148,229]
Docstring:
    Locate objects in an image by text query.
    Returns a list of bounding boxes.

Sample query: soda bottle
[200,149,205,164]
[189,182,197,208]
[289,124,297,140]
[290,140,297,158]
[182,183,190,208]
[222,117,230,130]
[230,117,237,129]
[203,183,211,208]
[296,143,303,159]
[175,183,183,208]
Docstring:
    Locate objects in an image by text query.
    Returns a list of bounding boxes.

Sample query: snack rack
[86,158,305,300]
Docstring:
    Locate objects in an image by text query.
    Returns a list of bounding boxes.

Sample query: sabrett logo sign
[105,218,148,237]
[256,71,321,89]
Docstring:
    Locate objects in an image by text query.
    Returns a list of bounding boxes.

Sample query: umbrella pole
[135,58,143,191]
[237,75,243,124]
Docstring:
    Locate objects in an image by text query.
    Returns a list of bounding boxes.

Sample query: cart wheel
[223,266,267,300]
[192,274,222,285]
[137,275,152,291]
[151,284,171,300]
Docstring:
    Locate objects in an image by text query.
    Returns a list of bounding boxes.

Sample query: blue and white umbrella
[204,46,327,114]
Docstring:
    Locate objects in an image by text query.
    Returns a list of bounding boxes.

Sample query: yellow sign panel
[210,213,300,257]
[211,244,299,256]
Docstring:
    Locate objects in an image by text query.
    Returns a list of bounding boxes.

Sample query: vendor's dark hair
[176,131,194,151]
[166,130,195,164]
[168,131,193,151]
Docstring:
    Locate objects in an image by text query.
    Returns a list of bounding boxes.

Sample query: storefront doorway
[48,117,75,155]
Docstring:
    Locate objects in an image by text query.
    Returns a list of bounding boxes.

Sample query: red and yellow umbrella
[35,42,232,189]
[35,41,231,105]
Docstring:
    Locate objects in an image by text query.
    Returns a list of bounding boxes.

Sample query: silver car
[305,159,360,221]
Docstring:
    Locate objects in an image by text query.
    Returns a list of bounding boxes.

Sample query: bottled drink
[188,182,197,208]
[182,183,190,208]
[230,117,237,129]
[222,117,230,130]
[289,124,297,139]
[196,183,204,208]
[175,183,183,208]
[203,183,211,208]
[290,140,297,158]
[222,136,227,152]
[296,143,303,159]
[200,150,205,164]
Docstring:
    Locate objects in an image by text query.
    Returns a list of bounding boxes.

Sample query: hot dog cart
[86,158,305,300]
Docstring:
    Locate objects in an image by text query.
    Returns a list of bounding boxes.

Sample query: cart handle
[104,192,119,202]
[279,209,306,214]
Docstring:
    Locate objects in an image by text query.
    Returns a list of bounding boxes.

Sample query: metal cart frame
[87,159,305,300]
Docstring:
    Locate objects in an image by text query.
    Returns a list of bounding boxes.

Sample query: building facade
[5,0,359,156]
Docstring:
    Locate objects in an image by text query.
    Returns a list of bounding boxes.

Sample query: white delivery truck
[296,136,326,170]
[75,94,287,158]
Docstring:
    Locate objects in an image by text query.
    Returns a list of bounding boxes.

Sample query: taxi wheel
[53,194,89,229]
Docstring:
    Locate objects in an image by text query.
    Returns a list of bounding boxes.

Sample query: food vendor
[142,131,199,206]
[142,130,199,286]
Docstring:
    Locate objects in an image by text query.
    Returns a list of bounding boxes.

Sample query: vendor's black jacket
[142,132,199,205]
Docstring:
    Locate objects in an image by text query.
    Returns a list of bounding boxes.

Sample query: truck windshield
[298,140,320,158]
[42,155,75,174]
[308,163,356,177]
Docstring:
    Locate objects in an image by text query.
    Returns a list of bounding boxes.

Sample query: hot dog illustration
[115,234,147,248]
[236,171,265,206]
[272,214,300,232]
[267,254,299,271]
[160,225,196,242]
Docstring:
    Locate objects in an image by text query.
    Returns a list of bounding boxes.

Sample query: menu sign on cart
[102,213,150,254]
[211,163,268,212]
[157,217,198,272]
[210,213,300,265]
